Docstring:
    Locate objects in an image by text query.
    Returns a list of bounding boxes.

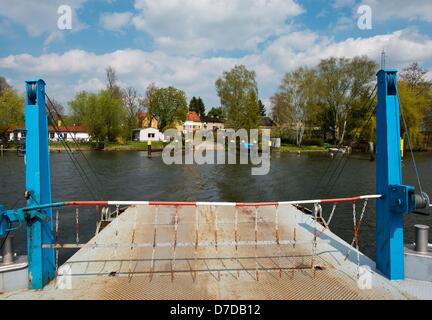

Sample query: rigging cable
[45,94,106,199]
[400,103,424,195]
[46,106,99,200]
[314,85,377,198]
[326,102,378,197]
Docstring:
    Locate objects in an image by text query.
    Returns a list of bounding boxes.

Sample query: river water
[1,150,431,264]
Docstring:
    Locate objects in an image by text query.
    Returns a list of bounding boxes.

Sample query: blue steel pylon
[25,80,55,289]
[375,70,416,280]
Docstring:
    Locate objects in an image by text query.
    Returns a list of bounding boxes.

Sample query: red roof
[138,112,148,119]
[48,125,87,133]
[5,125,25,132]
[187,111,201,122]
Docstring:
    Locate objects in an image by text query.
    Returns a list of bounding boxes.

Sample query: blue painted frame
[25,79,55,289]
[376,70,414,280]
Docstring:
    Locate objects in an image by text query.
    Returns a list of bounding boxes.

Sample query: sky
[0,0,431,113]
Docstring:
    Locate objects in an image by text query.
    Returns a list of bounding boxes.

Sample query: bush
[302,138,324,146]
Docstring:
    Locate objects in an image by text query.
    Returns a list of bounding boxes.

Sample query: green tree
[142,82,158,111]
[208,107,224,119]
[398,63,432,149]
[99,89,126,141]
[69,89,126,142]
[258,100,266,116]
[215,65,260,130]
[189,96,206,116]
[270,92,291,139]
[271,67,318,146]
[316,56,377,144]
[148,86,188,131]
[0,86,24,143]
[0,76,10,95]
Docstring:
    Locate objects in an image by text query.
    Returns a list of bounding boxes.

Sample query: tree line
[0,57,431,149]
[271,58,432,149]
[68,65,265,142]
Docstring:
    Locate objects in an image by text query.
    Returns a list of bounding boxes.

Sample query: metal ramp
[3,204,423,300]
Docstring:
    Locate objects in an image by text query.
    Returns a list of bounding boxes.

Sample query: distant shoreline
[2,143,428,154]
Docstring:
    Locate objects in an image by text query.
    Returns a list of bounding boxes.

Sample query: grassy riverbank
[4,141,327,153]
[48,141,166,151]
[273,144,327,152]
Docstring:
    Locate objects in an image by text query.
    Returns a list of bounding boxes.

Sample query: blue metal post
[376,70,411,280]
[25,79,55,289]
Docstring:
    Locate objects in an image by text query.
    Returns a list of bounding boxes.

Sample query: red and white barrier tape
[65,194,381,208]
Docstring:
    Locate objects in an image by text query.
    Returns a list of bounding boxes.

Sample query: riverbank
[2,142,327,153]
[273,144,327,152]
[49,141,166,152]
[14,141,430,154]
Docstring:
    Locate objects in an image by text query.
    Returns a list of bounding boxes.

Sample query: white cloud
[43,31,65,48]
[364,0,432,22]
[335,0,432,22]
[0,0,87,45]
[263,28,432,72]
[1,28,431,109]
[74,78,106,93]
[131,0,304,54]
[100,12,133,31]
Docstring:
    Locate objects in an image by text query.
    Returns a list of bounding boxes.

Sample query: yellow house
[138,112,158,129]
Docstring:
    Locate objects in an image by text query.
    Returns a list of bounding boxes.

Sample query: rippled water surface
[1,150,431,263]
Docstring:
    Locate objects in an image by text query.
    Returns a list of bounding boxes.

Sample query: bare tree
[0,76,9,95]
[271,67,317,146]
[46,98,66,122]
[106,66,122,98]
[142,82,158,110]
[400,62,431,94]
[122,87,143,137]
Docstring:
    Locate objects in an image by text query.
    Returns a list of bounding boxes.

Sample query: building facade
[133,127,165,142]
[7,126,90,142]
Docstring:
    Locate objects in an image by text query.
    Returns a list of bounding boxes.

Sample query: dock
[2,204,431,300]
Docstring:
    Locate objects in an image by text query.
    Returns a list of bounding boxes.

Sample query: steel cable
[45,94,105,199]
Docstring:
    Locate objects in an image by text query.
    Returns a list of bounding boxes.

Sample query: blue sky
[0,0,431,111]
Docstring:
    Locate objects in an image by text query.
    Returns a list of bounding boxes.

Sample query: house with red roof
[183,111,203,132]
[7,124,90,142]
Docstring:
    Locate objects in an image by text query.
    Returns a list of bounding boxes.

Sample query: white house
[48,126,90,142]
[7,125,90,142]
[7,127,26,141]
[133,127,165,142]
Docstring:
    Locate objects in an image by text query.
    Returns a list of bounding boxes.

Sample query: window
[148,133,155,138]
[50,132,55,139]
